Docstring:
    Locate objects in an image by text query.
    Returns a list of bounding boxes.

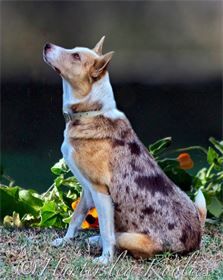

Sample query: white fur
[62,80,77,113]
[45,45,98,65]
[51,133,95,247]
[72,47,99,57]
[195,189,206,214]
[88,73,125,119]
[88,72,116,111]
[103,108,125,120]
[91,191,115,264]
[65,189,93,238]
[87,235,102,248]
[43,45,62,64]
[62,72,125,120]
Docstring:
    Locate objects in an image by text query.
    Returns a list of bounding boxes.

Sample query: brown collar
[63,111,103,123]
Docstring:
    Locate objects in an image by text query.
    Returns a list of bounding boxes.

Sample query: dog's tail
[194,189,207,228]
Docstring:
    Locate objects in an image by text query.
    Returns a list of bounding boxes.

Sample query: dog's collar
[63,110,103,123]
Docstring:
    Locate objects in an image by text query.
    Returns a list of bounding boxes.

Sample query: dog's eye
[72,53,81,61]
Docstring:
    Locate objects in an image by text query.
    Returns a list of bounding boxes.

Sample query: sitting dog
[43,37,206,265]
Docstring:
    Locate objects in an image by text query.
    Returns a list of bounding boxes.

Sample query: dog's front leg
[91,189,115,265]
[51,188,93,247]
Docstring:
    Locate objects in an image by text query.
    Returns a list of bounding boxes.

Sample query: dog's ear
[93,36,105,55]
[90,51,114,78]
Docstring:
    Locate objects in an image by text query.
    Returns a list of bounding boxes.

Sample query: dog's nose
[44,43,52,52]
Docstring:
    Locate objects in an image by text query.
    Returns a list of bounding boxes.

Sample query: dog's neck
[62,72,117,116]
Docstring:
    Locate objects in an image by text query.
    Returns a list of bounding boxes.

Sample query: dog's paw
[86,235,102,249]
[93,255,112,265]
[51,237,73,247]
[51,238,65,247]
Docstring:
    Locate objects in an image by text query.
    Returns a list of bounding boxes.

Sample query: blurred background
[1,1,222,192]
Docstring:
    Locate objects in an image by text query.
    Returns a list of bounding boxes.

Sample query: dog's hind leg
[116,232,162,259]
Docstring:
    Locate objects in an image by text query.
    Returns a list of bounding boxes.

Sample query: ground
[0,223,223,280]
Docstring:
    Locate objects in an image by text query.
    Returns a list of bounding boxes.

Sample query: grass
[0,222,223,280]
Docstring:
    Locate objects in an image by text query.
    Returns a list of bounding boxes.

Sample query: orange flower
[82,209,99,229]
[177,153,194,170]
[71,199,99,229]
[71,198,80,210]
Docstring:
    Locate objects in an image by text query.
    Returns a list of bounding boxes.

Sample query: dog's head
[43,36,114,98]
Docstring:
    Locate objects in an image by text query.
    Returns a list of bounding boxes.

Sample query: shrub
[0,137,222,228]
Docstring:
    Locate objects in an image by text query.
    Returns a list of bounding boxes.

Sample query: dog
[43,37,206,265]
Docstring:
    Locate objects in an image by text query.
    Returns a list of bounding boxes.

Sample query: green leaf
[0,186,20,199]
[0,186,20,220]
[0,186,44,221]
[164,167,192,192]
[207,147,219,165]
[157,158,192,191]
[54,175,64,188]
[39,201,64,228]
[62,176,82,190]
[21,213,38,227]
[196,168,207,181]
[62,215,72,224]
[149,137,172,157]
[207,196,223,218]
[209,137,223,154]
[60,194,73,209]
[0,186,23,219]
[21,213,35,221]
[51,158,69,175]
[158,159,179,169]
[18,189,43,211]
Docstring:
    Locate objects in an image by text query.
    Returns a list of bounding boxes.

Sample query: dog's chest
[61,126,93,190]
[62,125,112,188]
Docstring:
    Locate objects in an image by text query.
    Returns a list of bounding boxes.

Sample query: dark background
[1,1,222,192]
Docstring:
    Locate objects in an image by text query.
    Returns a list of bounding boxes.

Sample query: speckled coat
[68,115,202,254]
